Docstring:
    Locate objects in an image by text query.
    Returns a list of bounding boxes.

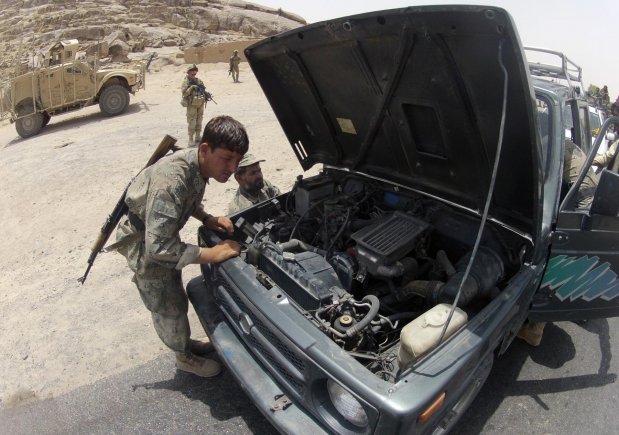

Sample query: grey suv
[189,6,619,434]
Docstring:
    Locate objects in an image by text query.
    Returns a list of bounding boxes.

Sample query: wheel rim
[107,92,122,111]
[16,112,43,137]
[22,116,35,130]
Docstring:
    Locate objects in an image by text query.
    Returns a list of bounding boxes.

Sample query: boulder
[108,39,130,62]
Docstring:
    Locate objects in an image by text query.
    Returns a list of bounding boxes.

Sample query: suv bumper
[187,276,329,434]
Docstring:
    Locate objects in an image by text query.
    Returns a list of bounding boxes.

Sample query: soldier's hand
[204,240,241,264]
[205,215,234,235]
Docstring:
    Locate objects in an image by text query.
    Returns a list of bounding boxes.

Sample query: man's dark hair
[201,115,249,154]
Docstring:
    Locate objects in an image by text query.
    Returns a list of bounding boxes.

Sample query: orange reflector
[418,392,446,423]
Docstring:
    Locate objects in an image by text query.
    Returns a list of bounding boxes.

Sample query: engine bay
[228,170,530,381]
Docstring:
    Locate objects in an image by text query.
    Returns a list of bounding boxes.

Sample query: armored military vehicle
[0,39,145,138]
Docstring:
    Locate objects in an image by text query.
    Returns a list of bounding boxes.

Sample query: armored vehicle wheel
[15,113,44,138]
[99,84,129,116]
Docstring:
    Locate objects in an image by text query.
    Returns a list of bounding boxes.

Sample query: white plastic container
[397,303,468,368]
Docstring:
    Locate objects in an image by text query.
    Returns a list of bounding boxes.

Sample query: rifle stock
[78,134,178,284]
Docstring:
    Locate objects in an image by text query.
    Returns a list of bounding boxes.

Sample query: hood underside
[246,5,540,235]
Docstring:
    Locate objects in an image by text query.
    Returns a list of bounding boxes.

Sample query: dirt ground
[0,60,313,408]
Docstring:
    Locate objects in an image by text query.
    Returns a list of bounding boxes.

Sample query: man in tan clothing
[229,50,241,83]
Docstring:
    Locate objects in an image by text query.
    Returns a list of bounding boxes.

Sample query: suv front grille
[217,274,307,395]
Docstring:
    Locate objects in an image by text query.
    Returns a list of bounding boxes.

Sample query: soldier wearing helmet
[181,64,208,146]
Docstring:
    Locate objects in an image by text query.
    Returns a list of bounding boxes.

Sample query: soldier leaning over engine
[115,116,249,378]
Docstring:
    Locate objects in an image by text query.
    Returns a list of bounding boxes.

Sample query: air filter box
[351,212,429,275]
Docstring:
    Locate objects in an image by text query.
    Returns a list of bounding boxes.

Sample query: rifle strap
[102,231,143,253]
[103,212,145,252]
[128,211,145,231]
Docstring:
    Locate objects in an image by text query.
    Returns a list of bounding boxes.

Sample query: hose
[374,257,418,279]
[345,295,380,337]
[437,39,509,345]
[278,238,325,255]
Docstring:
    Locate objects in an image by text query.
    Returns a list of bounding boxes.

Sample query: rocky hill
[0,0,306,76]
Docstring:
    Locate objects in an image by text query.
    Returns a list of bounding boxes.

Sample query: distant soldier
[229,50,241,83]
[228,154,280,214]
[181,64,207,146]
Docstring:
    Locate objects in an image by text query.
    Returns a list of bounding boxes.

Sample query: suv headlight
[327,379,368,427]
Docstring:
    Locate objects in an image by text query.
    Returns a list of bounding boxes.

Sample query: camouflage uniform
[563,139,599,209]
[228,179,280,214]
[229,51,241,83]
[181,75,206,145]
[115,148,206,353]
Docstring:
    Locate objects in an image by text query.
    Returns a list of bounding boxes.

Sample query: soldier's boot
[188,131,194,147]
[516,321,546,347]
[194,130,202,146]
[189,337,213,355]
[175,352,221,377]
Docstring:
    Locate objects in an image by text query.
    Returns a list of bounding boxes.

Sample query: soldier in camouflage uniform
[228,154,280,214]
[229,50,241,83]
[181,64,207,146]
[115,116,249,377]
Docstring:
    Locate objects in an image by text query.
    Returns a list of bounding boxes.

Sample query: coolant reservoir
[397,303,468,369]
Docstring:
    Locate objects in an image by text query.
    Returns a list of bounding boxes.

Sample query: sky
[254,0,618,101]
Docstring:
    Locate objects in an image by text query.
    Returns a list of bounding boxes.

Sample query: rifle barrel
[77,263,93,284]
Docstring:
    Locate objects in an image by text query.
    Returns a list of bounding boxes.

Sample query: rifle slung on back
[78,134,179,284]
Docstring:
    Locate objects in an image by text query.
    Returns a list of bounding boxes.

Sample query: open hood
[246,5,541,235]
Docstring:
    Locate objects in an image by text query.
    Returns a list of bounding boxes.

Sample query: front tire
[15,112,44,138]
[99,84,129,116]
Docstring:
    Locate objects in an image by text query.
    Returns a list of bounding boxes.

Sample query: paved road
[2,317,617,434]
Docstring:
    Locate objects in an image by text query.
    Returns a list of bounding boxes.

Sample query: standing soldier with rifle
[81,116,249,378]
[229,50,241,83]
[181,64,208,147]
